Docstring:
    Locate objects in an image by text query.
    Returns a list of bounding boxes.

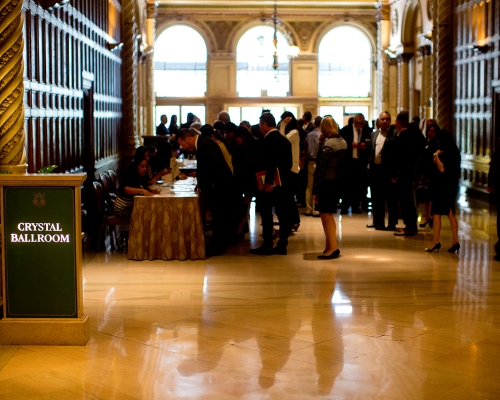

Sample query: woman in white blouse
[279,111,304,231]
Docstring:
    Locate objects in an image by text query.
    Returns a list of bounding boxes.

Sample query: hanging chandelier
[271,1,300,72]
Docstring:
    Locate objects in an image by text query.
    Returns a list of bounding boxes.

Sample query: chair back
[108,170,118,194]
[99,172,116,214]
[92,181,106,222]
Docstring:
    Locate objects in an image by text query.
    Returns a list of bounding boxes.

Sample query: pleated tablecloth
[127,180,205,261]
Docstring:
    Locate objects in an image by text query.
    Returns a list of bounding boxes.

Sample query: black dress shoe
[271,246,287,255]
[249,244,273,255]
[366,224,376,228]
[394,230,416,236]
[385,225,397,231]
[317,249,340,259]
[375,226,386,231]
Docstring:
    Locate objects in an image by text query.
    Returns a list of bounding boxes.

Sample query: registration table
[127,178,206,261]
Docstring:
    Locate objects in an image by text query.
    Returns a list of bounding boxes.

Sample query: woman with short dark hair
[113,156,160,219]
[425,130,461,253]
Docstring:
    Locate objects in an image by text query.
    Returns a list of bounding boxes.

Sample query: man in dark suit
[250,112,293,255]
[392,111,421,236]
[367,111,398,230]
[301,111,315,133]
[178,128,235,255]
[339,113,372,214]
[180,112,195,129]
[156,115,169,136]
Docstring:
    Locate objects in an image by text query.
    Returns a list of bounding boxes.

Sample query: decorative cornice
[146,1,158,19]
[375,3,390,22]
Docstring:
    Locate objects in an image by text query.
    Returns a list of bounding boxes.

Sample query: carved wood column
[0,0,26,173]
[376,2,391,115]
[144,2,157,137]
[122,0,139,156]
[420,45,433,119]
[397,54,411,112]
[433,0,453,130]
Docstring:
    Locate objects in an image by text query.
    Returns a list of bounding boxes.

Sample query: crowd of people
[117,107,469,259]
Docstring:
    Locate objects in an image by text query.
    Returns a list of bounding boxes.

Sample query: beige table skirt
[127,195,206,261]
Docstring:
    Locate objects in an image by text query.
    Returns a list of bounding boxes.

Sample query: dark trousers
[343,158,368,210]
[207,187,234,251]
[370,164,398,227]
[259,186,291,248]
[289,172,301,225]
[397,179,417,232]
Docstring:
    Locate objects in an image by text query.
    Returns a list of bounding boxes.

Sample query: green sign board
[4,187,77,318]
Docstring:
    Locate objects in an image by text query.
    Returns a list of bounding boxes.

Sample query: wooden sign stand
[0,174,89,345]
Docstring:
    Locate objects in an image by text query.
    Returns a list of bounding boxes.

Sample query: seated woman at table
[113,157,160,219]
[143,145,170,185]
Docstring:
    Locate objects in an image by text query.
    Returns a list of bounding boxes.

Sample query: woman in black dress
[425,130,461,253]
[168,115,180,135]
[313,116,348,259]
[113,156,160,219]
[419,123,440,228]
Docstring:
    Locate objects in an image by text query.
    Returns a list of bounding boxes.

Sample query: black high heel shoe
[425,242,441,253]
[447,243,460,253]
[419,218,433,228]
[318,249,340,259]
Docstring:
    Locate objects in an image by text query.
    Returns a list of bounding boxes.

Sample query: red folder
[255,169,281,190]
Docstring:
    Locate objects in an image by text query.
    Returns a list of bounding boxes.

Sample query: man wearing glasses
[367,111,398,230]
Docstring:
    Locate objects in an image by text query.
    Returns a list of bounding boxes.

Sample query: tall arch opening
[236,26,290,97]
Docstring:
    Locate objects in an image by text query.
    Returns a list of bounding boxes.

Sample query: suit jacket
[260,129,292,187]
[156,124,169,136]
[390,126,422,182]
[195,135,233,193]
[302,122,315,133]
[369,125,396,171]
[339,124,372,161]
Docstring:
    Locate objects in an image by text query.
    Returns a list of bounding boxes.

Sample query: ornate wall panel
[23,0,122,176]
[454,0,497,194]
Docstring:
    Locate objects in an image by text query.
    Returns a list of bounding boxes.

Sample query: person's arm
[434,150,445,173]
[124,186,155,197]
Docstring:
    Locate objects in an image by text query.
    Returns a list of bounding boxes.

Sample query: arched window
[154,26,207,97]
[318,27,372,98]
[237,26,290,97]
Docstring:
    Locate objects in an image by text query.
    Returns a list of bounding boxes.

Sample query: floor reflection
[0,196,499,398]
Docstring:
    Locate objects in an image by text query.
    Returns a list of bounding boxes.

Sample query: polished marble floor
[0,197,499,399]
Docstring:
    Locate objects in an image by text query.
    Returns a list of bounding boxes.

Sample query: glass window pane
[267,107,286,119]
[241,107,263,125]
[228,107,241,124]
[318,27,371,98]
[155,106,180,127]
[344,106,369,117]
[319,106,344,128]
[237,26,290,97]
[154,26,207,97]
[180,106,206,125]
[285,107,298,117]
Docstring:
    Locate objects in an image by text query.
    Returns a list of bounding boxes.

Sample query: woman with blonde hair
[313,117,348,259]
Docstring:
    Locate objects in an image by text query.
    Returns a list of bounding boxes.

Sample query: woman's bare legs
[424,202,431,220]
[320,213,338,255]
[432,214,442,245]
[448,209,459,245]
